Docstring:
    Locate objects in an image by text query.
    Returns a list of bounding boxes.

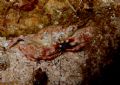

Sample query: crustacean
[7,25,94,61]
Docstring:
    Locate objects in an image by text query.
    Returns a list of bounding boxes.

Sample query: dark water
[90,46,120,85]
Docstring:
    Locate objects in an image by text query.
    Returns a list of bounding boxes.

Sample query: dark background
[90,45,120,85]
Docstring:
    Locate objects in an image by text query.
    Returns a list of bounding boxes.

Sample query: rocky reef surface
[0,0,120,85]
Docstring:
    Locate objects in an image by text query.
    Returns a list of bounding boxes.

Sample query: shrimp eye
[59,41,71,51]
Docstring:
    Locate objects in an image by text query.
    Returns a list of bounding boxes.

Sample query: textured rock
[0,0,120,85]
